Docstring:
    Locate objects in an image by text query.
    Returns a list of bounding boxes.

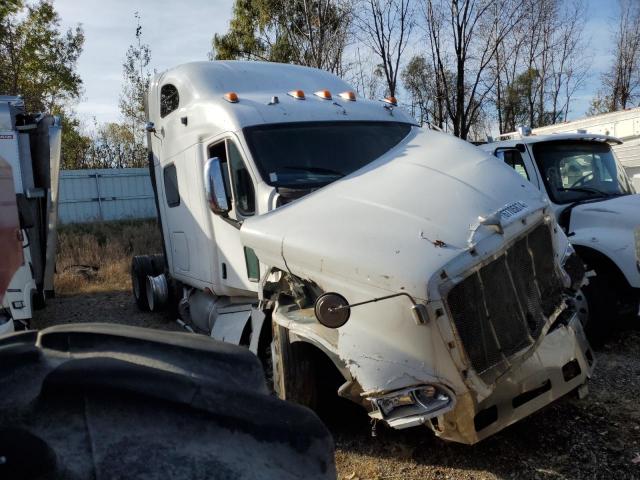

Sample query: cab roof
[483,132,623,150]
[148,61,415,128]
[147,61,416,159]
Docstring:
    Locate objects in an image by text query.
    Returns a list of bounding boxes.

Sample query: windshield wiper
[281,165,344,176]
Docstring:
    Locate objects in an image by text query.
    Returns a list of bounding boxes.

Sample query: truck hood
[570,194,640,231]
[241,128,548,300]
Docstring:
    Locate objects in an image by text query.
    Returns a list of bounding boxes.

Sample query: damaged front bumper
[367,314,594,444]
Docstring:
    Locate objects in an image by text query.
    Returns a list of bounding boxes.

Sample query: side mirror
[204,157,230,215]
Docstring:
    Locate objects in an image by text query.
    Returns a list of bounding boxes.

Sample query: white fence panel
[59,168,156,224]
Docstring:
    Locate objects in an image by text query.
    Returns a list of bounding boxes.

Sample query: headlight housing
[370,385,455,428]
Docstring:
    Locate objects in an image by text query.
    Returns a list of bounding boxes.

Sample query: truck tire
[131,255,154,311]
[31,289,46,310]
[149,254,165,276]
[271,323,318,411]
[582,273,616,347]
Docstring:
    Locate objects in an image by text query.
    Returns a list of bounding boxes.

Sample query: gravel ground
[33,291,640,480]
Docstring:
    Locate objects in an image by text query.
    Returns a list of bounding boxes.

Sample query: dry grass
[54,220,162,295]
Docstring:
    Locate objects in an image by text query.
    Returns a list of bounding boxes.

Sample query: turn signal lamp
[224,92,239,103]
[339,91,356,101]
[288,90,306,100]
[383,96,398,106]
[314,90,332,100]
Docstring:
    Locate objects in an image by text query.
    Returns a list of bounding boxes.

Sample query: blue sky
[56,0,617,127]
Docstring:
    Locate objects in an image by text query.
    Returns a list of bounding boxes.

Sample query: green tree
[212,0,351,74]
[59,113,92,170]
[89,122,145,169]
[0,1,22,23]
[213,0,295,62]
[0,1,86,168]
[402,55,449,128]
[0,0,84,112]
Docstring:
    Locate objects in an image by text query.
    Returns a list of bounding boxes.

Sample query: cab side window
[207,139,255,217]
[163,164,180,207]
[496,149,530,180]
[160,84,179,117]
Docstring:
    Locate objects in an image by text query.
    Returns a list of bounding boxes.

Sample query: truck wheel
[31,289,46,310]
[149,254,165,276]
[582,274,616,347]
[271,323,318,410]
[131,255,153,311]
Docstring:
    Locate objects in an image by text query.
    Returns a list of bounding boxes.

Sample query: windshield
[243,121,413,188]
[531,140,633,204]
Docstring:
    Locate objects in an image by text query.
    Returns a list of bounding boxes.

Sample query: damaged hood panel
[242,127,547,300]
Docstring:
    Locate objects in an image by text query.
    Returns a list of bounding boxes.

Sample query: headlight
[371,385,454,421]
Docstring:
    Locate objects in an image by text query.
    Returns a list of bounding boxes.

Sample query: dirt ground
[32,221,640,479]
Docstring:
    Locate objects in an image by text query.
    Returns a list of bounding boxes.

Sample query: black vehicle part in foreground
[0,324,335,480]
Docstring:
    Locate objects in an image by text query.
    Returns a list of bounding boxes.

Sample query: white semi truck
[133,61,593,444]
[480,132,640,342]
[0,96,61,330]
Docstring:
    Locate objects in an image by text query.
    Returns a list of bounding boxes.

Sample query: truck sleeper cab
[480,134,640,342]
[134,61,593,444]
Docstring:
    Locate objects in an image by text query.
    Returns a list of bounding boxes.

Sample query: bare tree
[491,0,588,132]
[547,0,589,123]
[354,0,415,97]
[344,47,386,99]
[424,0,524,139]
[592,0,640,112]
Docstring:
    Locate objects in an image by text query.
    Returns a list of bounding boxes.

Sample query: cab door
[206,136,260,295]
[494,146,542,190]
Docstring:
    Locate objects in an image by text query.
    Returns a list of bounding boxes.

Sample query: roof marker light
[224,92,239,103]
[314,90,332,100]
[288,90,306,100]
[339,91,356,101]
[383,96,398,107]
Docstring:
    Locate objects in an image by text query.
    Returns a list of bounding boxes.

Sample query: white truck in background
[480,131,640,342]
[0,96,62,330]
[133,61,593,444]
[531,106,640,183]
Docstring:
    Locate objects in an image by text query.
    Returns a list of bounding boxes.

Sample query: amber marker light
[288,90,306,99]
[383,96,398,106]
[314,90,332,100]
[224,92,239,103]
[339,91,356,101]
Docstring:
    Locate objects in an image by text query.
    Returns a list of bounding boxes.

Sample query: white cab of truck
[479,133,640,340]
[135,61,594,444]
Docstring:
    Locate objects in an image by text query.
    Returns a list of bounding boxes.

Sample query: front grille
[446,222,563,380]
